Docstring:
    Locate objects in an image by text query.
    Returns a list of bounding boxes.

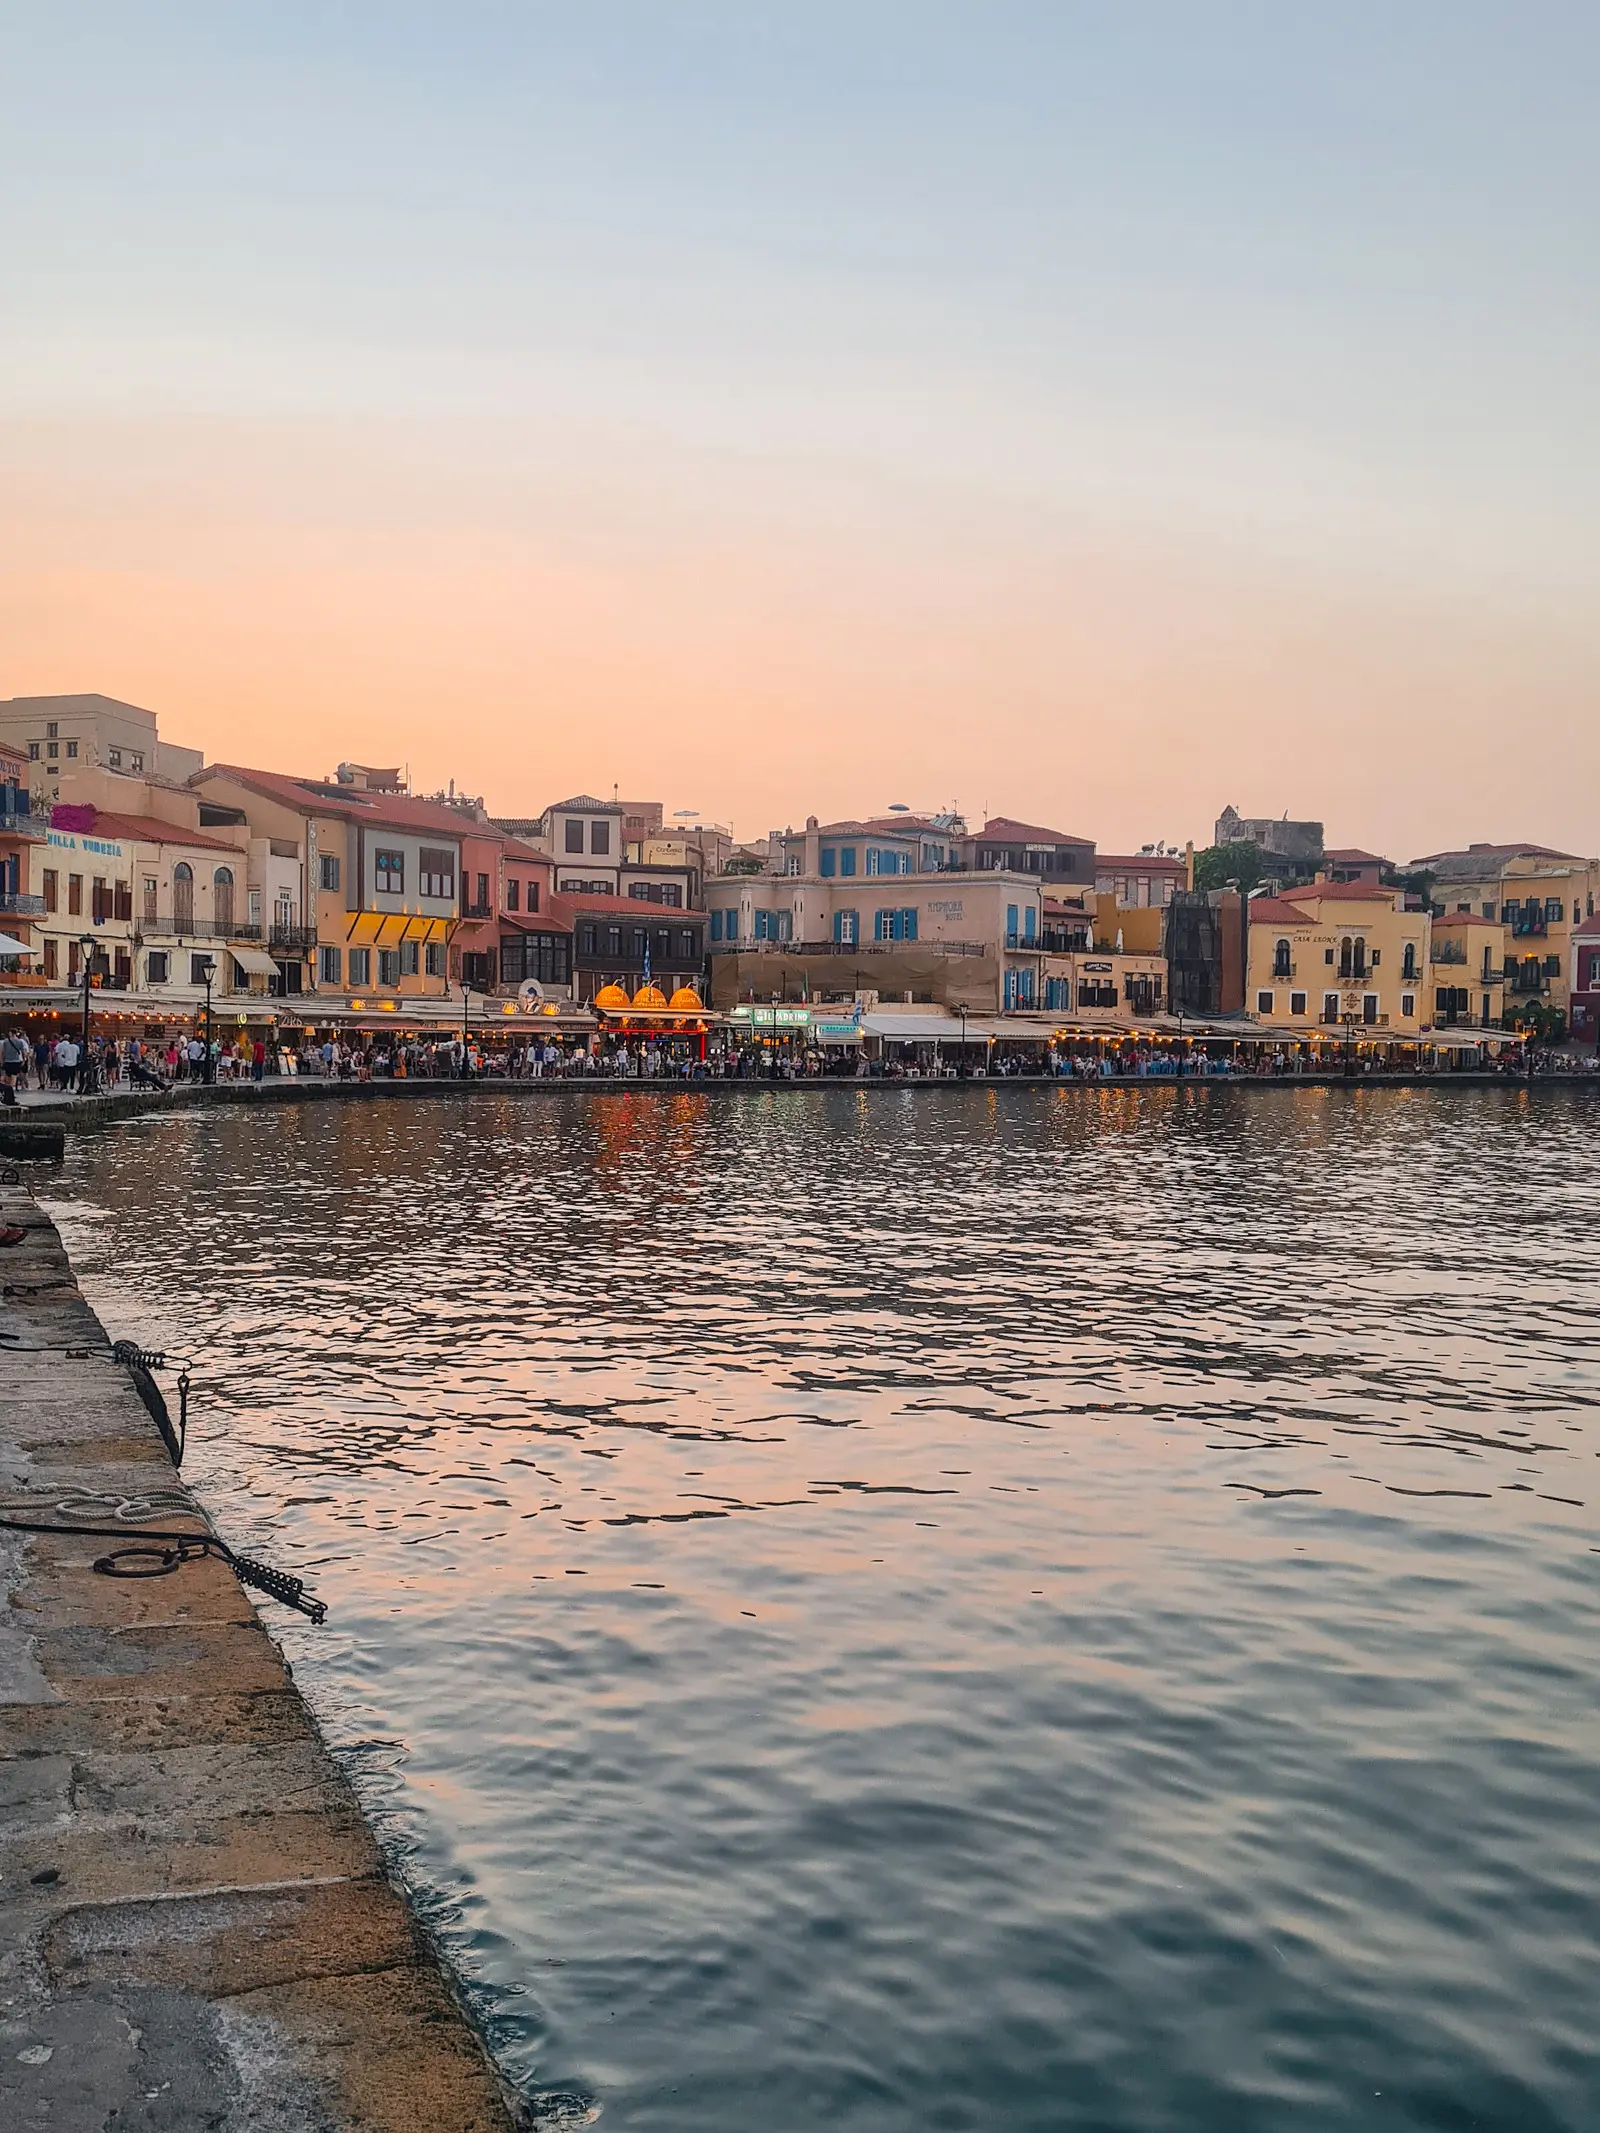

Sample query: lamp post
[78,933,96,1094]
[197,956,216,1084]
[959,1002,969,1076]
[1175,1002,1186,1077]
[460,983,472,1077]
[1342,1011,1358,1080]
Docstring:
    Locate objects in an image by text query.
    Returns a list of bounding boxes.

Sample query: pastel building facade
[1245,883,1431,1036]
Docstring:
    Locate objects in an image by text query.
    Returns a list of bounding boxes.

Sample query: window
[348,947,371,987]
[1482,902,1497,922]
[525,881,538,913]
[401,941,420,977]
[172,861,193,929]
[1543,954,1561,977]
[839,847,857,878]
[42,868,57,913]
[1257,990,1274,1014]
[46,721,57,738]
[375,848,404,895]
[679,929,695,959]
[564,819,584,853]
[1273,939,1291,978]
[1401,943,1417,980]
[1290,991,1307,1016]
[212,866,234,930]
[710,910,724,942]
[67,874,82,916]
[42,938,57,980]
[834,909,859,945]
[66,740,78,759]
[1401,993,1415,1018]
[28,742,39,761]
[419,847,455,899]
[873,908,918,942]
[147,951,169,984]
[130,752,143,773]
[319,945,342,984]
[753,909,792,941]
[46,741,58,759]
[590,820,610,856]
[820,847,837,878]
[1323,992,1340,1023]
[190,952,215,986]
[142,877,157,922]
[378,948,400,986]
[425,942,445,977]
[475,872,490,912]
[320,854,341,891]
[1324,946,1334,964]
[1363,994,1378,1025]
[1545,898,1563,923]
[1023,907,1037,944]
[1006,903,1019,945]
[506,879,520,912]
[606,925,622,958]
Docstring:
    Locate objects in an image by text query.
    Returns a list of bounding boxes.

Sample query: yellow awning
[230,946,281,977]
[344,913,454,947]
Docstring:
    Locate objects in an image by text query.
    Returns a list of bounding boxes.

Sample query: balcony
[268,922,318,954]
[462,902,493,920]
[1509,917,1549,938]
[0,892,46,916]
[716,938,986,957]
[1269,961,1296,981]
[0,789,44,837]
[1508,971,1549,997]
[132,916,263,942]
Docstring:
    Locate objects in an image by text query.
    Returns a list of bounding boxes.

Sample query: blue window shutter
[903,907,917,941]
[710,910,722,942]
[821,847,836,878]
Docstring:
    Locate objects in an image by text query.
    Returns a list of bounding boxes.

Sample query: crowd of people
[3,1024,1596,1103]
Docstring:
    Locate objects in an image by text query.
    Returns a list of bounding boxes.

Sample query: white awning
[861,1013,975,1042]
[0,933,33,956]
[230,947,282,978]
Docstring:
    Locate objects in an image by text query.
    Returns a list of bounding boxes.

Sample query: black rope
[0,1513,327,1622]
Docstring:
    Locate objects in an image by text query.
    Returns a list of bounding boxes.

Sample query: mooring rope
[0,1504,327,1622]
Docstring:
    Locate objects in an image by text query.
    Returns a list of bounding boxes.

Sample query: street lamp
[78,934,96,1094]
[460,982,472,1077]
[197,956,217,1084]
[1175,1002,1186,1077]
[958,1002,969,1076]
[1342,1011,1358,1080]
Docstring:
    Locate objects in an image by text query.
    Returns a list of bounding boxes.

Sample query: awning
[0,934,33,956]
[230,947,281,978]
[861,1013,973,1042]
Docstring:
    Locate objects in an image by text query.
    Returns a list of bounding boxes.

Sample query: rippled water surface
[42,1085,1600,2131]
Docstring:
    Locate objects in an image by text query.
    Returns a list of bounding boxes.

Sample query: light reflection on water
[41,1084,1600,2132]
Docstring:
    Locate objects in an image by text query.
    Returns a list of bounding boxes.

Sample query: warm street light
[197,956,217,1084]
[77,933,96,1094]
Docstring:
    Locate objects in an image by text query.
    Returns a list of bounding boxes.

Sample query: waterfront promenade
[0,1180,518,2129]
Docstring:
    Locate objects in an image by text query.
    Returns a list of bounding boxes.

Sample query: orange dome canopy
[594,983,630,1010]
[668,985,704,1010]
[632,983,668,1009]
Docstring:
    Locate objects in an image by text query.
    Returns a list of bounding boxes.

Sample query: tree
[1513,999,1566,1046]
[1191,841,1265,895]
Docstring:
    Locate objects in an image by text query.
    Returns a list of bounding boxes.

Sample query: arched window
[1273,938,1291,978]
[1402,940,1417,981]
[1353,935,1367,979]
[172,861,194,932]
[213,865,234,932]
[1338,935,1353,979]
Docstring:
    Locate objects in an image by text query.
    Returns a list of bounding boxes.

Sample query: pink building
[1571,914,1600,1045]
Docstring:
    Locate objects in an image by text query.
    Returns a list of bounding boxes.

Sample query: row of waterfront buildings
[0,692,1597,1059]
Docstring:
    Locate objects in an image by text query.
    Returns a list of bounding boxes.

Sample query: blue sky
[2,4,1596,845]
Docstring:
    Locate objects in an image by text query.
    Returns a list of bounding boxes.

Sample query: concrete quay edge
[0,1182,523,2131]
[4,1064,1591,1140]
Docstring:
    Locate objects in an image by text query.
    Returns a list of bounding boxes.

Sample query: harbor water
[42,1084,1600,2132]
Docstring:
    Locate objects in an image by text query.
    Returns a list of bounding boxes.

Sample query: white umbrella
[0,934,32,956]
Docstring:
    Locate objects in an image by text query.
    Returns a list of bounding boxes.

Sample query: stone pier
[0,1179,520,2130]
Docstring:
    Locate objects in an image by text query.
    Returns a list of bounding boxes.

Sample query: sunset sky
[2,4,1596,857]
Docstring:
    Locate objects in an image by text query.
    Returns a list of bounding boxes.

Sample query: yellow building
[1427,911,1504,1033]
[1411,841,1599,1029]
[1246,882,1431,1038]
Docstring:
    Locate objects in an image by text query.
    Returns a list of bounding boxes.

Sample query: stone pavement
[0,1179,520,2130]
